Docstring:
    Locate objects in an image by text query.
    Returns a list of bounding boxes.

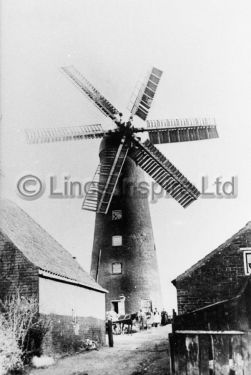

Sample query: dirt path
[30,325,170,375]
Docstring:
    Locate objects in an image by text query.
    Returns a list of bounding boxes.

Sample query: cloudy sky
[1,0,251,310]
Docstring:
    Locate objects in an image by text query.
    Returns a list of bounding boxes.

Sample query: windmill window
[112,210,122,221]
[112,262,122,274]
[112,235,122,246]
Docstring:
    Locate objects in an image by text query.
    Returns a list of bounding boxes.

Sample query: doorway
[111,299,125,315]
[111,301,119,314]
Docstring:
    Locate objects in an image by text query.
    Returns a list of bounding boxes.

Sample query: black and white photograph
[1,1,251,374]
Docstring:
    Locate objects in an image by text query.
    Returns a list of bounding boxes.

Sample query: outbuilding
[172,221,251,315]
[170,222,251,374]
[0,199,107,355]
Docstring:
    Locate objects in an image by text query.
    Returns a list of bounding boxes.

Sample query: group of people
[106,307,170,335]
[138,307,169,330]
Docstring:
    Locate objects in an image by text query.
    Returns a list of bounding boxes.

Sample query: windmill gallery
[26,65,219,315]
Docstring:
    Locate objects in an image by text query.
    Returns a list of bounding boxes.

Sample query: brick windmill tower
[26,65,219,314]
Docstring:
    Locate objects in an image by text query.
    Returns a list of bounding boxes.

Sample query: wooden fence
[169,331,251,374]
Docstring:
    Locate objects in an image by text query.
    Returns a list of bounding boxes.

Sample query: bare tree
[0,290,51,372]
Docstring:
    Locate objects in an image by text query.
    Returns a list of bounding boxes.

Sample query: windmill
[26,65,219,314]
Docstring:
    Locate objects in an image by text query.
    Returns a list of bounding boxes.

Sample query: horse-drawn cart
[108,313,138,334]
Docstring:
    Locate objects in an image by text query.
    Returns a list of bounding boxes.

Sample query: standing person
[107,319,114,347]
[146,310,153,329]
[161,308,168,326]
[106,312,114,347]
[153,308,161,327]
[138,309,143,330]
[138,309,147,330]
[142,310,148,330]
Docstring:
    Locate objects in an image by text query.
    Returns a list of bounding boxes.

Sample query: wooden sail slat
[25,124,105,144]
[130,138,200,208]
[146,123,218,145]
[130,66,163,121]
[61,66,120,120]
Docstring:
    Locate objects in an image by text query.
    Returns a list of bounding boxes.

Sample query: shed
[172,221,251,315]
[169,222,251,374]
[0,199,107,355]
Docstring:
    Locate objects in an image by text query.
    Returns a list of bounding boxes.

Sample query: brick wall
[41,314,106,355]
[39,276,106,354]
[0,231,106,355]
[0,231,39,301]
[91,138,162,313]
[173,281,251,331]
[174,226,251,315]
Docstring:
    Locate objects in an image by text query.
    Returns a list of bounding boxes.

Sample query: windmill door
[111,299,125,315]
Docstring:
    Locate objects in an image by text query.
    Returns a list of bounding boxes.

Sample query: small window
[112,210,122,221]
[112,235,122,246]
[112,262,122,274]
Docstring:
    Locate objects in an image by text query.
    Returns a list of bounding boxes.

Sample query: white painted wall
[39,277,106,320]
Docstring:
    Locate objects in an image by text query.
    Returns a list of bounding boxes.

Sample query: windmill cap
[99,133,122,155]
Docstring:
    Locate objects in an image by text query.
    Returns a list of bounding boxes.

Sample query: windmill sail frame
[130,138,200,208]
[26,64,219,213]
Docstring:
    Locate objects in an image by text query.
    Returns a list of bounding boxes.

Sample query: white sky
[1,0,251,312]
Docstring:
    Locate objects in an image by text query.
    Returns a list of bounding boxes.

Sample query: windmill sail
[25,124,105,144]
[83,136,129,214]
[61,66,120,120]
[27,63,219,213]
[146,118,218,144]
[130,138,200,208]
[130,67,163,121]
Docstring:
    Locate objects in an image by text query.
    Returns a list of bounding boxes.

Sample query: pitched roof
[0,199,106,293]
[173,221,251,284]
